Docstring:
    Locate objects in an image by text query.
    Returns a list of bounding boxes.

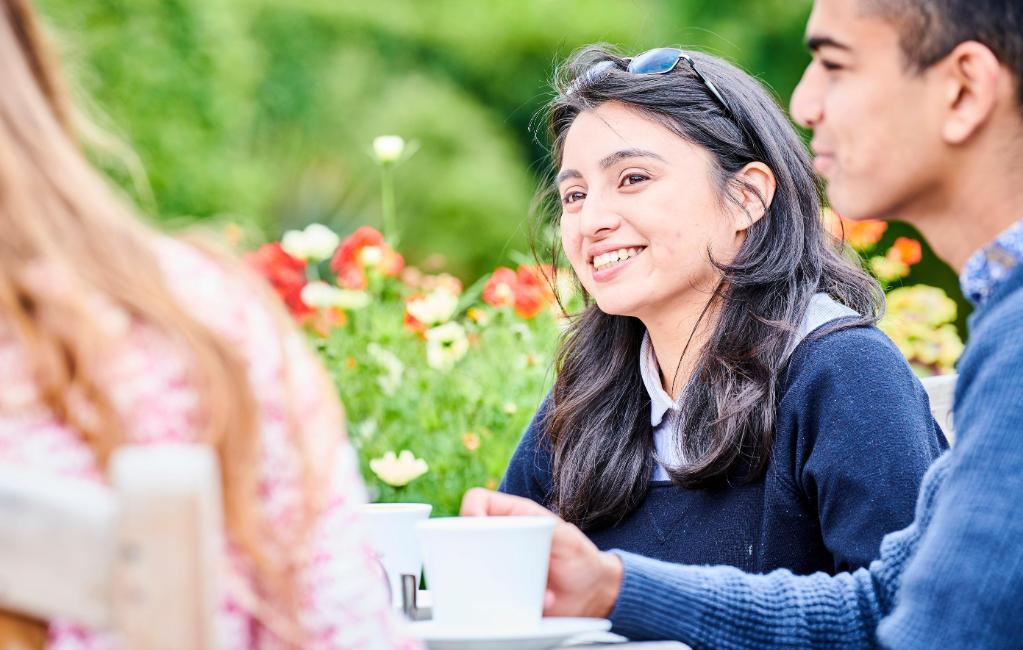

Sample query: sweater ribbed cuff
[608,550,702,642]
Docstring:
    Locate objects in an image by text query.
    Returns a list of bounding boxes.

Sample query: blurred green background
[36,0,969,332]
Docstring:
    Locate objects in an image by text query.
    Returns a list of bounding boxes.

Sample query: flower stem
[381,166,399,247]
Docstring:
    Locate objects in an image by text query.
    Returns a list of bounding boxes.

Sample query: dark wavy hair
[533,45,884,531]
[862,0,1023,106]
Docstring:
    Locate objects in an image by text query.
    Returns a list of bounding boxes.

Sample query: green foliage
[314,303,558,516]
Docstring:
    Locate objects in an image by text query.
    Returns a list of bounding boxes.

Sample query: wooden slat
[110,445,223,650]
[0,466,118,627]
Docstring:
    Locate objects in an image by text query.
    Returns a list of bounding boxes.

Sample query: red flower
[330,226,403,289]
[245,243,311,317]
[482,267,516,307]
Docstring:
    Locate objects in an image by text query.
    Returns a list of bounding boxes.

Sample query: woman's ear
[731,162,776,232]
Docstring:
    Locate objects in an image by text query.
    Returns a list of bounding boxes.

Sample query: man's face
[791,0,947,222]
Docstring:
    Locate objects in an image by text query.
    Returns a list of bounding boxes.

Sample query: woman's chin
[594,295,642,318]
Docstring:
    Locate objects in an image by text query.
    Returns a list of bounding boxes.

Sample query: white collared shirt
[642,293,858,481]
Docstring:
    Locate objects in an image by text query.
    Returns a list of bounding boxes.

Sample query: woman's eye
[562,190,585,205]
[819,59,842,72]
[621,173,649,187]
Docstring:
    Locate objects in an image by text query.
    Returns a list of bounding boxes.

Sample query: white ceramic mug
[360,503,432,607]
[416,516,555,631]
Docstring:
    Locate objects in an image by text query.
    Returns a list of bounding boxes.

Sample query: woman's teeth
[592,247,643,271]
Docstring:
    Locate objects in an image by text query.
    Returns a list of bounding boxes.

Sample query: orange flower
[482,267,516,307]
[824,209,888,251]
[482,265,555,319]
[330,226,403,289]
[301,307,347,337]
[844,220,888,251]
[513,265,554,319]
[462,432,480,452]
[887,237,923,266]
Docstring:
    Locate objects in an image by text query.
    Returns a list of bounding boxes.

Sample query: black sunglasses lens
[627,48,683,75]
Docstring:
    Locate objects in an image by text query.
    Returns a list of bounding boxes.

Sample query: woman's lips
[591,248,642,283]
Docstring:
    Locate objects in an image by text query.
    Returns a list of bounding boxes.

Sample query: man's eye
[820,60,843,71]
[621,174,649,186]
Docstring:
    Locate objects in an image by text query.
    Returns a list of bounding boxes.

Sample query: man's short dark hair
[863,0,1022,104]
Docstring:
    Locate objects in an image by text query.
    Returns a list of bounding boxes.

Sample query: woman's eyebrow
[556,148,665,186]
[599,148,665,169]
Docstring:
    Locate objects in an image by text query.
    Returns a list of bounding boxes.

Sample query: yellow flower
[502,401,518,415]
[462,432,480,452]
[467,307,491,325]
[880,285,964,374]
[869,255,909,283]
[369,450,428,487]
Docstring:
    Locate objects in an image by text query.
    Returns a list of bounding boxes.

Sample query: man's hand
[460,488,623,618]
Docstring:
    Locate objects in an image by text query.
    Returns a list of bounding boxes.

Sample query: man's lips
[813,152,835,175]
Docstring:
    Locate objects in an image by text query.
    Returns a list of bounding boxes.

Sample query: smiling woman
[500,44,947,576]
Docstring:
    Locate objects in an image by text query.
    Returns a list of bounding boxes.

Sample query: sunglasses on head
[571,48,736,120]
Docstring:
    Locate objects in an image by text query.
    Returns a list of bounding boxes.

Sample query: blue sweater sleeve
[499,393,554,505]
[877,292,1023,647]
[782,326,947,571]
[610,550,883,649]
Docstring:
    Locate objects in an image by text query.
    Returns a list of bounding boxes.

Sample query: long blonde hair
[0,0,321,642]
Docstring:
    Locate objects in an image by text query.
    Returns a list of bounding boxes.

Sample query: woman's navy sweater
[501,323,948,574]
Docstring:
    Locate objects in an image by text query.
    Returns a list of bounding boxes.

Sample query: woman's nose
[579,195,621,238]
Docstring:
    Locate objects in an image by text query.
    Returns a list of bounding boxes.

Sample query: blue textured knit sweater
[607,263,1023,648]
[502,323,946,575]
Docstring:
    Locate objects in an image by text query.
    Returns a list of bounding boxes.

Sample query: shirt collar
[960,219,1023,308]
[639,332,679,427]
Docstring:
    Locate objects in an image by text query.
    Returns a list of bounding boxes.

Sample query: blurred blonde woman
[0,1,418,648]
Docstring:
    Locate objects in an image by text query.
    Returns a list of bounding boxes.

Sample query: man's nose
[791,65,824,129]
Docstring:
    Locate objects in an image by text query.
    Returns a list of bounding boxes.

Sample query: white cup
[360,503,432,607]
[416,516,555,631]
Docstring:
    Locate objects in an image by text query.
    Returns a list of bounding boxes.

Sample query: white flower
[359,245,383,267]
[372,135,406,164]
[502,401,518,415]
[367,343,404,396]
[369,450,428,487]
[281,223,340,262]
[425,321,469,370]
[300,281,370,310]
[407,287,458,326]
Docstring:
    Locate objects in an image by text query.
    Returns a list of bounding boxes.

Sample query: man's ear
[937,41,1006,144]
[731,161,776,231]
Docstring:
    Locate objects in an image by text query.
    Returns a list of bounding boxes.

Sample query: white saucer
[410,617,611,650]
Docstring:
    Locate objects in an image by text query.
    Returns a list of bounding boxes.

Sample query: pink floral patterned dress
[0,237,419,650]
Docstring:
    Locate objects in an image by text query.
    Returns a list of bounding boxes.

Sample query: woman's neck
[640,293,720,401]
